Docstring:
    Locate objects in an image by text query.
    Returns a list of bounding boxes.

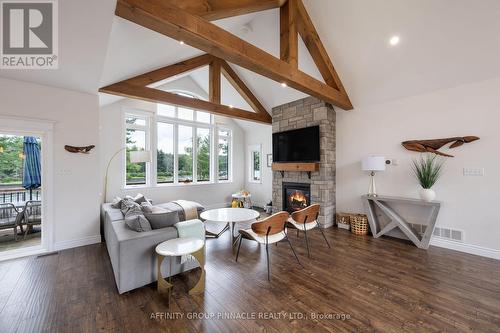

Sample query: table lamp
[362,156,386,196]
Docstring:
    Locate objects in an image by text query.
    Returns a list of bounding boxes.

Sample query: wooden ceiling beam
[115,0,353,110]
[161,0,287,21]
[99,53,272,124]
[125,53,214,87]
[100,82,271,124]
[295,0,349,98]
[209,58,221,103]
[280,0,298,68]
[220,60,271,122]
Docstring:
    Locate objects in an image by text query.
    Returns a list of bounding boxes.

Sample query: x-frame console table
[362,195,441,249]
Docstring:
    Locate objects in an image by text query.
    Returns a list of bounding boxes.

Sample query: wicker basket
[350,214,369,235]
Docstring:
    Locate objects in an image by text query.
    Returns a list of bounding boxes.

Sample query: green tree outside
[0,135,24,185]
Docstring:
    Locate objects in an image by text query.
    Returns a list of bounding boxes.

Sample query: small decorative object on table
[335,213,351,230]
[350,214,369,235]
[264,200,273,214]
[231,190,252,208]
[412,154,444,202]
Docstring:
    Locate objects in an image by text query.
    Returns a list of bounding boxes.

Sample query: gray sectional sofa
[102,203,203,294]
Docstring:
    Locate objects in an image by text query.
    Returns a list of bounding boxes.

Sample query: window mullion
[174,123,178,184]
[193,126,197,184]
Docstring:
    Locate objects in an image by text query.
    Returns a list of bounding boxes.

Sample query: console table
[362,195,441,249]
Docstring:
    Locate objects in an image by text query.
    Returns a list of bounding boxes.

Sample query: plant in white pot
[412,154,444,202]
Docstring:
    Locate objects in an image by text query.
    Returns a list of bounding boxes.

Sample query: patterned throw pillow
[121,198,152,232]
[124,215,152,232]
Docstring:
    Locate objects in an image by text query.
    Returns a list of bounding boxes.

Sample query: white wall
[100,77,246,208]
[0,78,101,248]
[337,77,500,256]
[243,123,273,208]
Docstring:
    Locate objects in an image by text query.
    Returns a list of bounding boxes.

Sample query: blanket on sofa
[173,200,199,220]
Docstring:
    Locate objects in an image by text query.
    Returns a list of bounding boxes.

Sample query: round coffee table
[200,208,260,246]
[155,237,205,306]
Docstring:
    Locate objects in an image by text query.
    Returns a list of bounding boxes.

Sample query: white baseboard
[54,235,101,251]
[430,237,500,260]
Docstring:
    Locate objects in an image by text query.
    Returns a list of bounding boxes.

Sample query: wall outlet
[463,168,484,176]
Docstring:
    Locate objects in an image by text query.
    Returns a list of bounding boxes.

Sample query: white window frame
[124,110,151,188]
[248,144,262,184]
[122,97,233,188]
[216,126,232,183]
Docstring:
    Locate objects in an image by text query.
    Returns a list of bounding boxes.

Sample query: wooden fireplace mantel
[272,162,320,179]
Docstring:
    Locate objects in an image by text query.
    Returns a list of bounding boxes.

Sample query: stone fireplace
[272,97,336,228]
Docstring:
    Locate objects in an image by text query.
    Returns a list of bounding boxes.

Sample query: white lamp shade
[130,150,151,163]
[362,156,386,171]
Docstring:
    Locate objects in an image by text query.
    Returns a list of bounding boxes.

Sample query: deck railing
[0,186,41,204]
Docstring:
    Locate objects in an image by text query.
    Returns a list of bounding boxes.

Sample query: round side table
[155,237,205,306]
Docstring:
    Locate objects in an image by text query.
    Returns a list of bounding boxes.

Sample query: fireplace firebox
[282,182,311,213]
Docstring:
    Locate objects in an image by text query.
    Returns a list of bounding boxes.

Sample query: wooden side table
[362,195,441,249]
[155,237,205,306]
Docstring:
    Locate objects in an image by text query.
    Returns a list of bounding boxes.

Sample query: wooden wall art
[401,136,479,157]
[64,145,95,154]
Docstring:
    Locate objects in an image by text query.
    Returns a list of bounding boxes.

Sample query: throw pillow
[110,196,123,209]
[144,210,180,229]
[125,215,152,232]
[120,197,141,216]
[140,201,154,213]
[125,193,149,205]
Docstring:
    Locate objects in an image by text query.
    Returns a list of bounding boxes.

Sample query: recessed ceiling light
[179,40,185,45]
[389,36,400,46]
[281,82,287,88]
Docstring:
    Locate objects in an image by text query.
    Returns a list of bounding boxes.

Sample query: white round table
[200,208,260,246]
[155,237,205,306]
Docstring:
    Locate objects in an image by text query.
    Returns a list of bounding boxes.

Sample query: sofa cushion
[125,215,152,232]
[144,209,180,229]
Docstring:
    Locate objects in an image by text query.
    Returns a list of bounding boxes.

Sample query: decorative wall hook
[64,145,95,154]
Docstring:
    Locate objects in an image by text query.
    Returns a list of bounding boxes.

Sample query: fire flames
[289,190,308,210]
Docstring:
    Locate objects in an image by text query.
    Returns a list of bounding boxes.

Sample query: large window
[125,97,231,187]
[196,128,211,182]
[218,129,231,181]
[156,122,174,183]
[125,115,148,186]
[248,144,261,183]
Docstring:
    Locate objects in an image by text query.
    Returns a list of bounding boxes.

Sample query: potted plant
[411,154,444,202]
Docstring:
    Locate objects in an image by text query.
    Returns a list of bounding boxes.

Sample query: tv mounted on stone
[272,126,320,162]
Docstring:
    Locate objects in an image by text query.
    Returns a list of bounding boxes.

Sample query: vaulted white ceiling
[2,0,500,112]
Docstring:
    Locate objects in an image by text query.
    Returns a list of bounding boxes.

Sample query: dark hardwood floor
[1,223,500,332]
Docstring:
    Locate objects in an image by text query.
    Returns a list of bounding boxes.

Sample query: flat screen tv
[273,126,320,162]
